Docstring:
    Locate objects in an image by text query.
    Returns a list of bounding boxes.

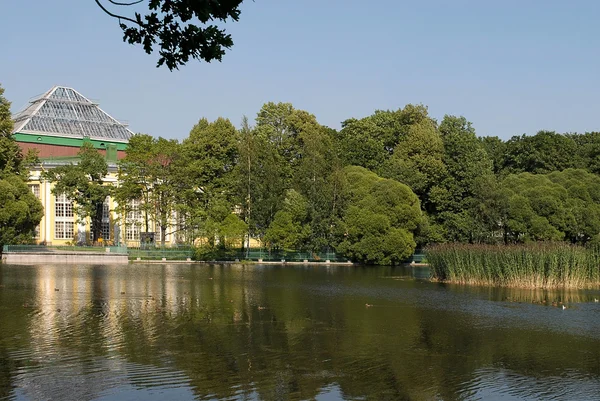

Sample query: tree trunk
[92,202,103,244]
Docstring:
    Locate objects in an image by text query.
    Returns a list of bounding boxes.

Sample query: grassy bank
[426,243,600,289]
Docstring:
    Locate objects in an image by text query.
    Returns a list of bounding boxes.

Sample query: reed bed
[426,242,600,289]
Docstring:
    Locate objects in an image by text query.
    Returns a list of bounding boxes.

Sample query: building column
[44,181,52,244]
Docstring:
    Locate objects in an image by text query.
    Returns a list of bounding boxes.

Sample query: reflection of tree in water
[0,264,599,400]
[451,284,599,305]
[0,348,16,400]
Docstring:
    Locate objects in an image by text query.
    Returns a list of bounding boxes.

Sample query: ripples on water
[0,263,599,400]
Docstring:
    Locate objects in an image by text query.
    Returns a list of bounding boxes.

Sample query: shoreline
[2,250,128,265]
[131,259,357,265]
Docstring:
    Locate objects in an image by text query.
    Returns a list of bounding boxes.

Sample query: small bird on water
[562,305,567,310]
[365,303,373,308]
[594,298,599,303]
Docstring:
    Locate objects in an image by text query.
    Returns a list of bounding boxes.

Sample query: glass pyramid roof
[12,86,134,143]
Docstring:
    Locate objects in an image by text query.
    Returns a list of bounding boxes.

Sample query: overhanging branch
[94,0,139,25]
[108,0,144,5]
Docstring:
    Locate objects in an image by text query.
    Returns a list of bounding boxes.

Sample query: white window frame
[126,199,142,241]
[101,196,111,240]
[55,221,74,240]
[54,193,74,240]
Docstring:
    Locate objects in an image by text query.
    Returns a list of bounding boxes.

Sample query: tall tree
[256,102,321,173]
[431,115,495,243]
[180,117,239,245]
[480,136,506,176]
[116,134,182,247]
[43,142,111,243]
[151,138,181,246]
[114,134,155,234]
[182,117,238,203]
[380,118,446,213]
[0,84,44,251]
[294,124,340,250]
[235,119,288,242]
[94,0,245,70]
[0,86,25,178]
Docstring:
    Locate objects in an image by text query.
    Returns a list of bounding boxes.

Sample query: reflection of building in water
[16,265,200,399]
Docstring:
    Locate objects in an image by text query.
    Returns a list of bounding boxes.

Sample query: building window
[126,199,142,220]
[29,185,41,238]
[126,224,140,241]
[102,222,111,241]
[55,221,74,239]
[55,193,73,218]
[29,184,40,198]
[101,196,110,241]
[55,193,74,240]
[125,199,142,241]
[102,198,110,220]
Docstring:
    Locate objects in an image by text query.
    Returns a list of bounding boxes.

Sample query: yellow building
[12,86,178,247]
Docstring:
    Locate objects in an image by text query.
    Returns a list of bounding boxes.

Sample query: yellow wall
[28,168,254,248]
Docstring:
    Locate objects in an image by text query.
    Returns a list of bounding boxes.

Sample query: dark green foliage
[381,118,446,213]
[480,136,506,175]
[0,86,25,178]
[235,120,287,241]
[501,131,580,175]
[430,115,495,242]
[571,132,600,174]
[235,105,345,252]
[183,117,238,202]
[0,85,44,251]
[177,118,240,245]
[95,0,245,70]
[0,175,44,250]
[263,189,311,250]
[427,242,600,289]
[337,104,432,172]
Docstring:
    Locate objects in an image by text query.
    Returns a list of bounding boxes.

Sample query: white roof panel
[12,86,134,142]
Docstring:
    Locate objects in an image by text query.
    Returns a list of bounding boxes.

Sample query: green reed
[426,242,600,288]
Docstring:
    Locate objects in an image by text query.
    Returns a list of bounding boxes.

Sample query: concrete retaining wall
[1,252,129,265]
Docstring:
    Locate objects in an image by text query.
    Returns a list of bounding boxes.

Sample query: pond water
[0,263,599,401]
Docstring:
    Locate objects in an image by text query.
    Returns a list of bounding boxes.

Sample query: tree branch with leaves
[94,0,245,70]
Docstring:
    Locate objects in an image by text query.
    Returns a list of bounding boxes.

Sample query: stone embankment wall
[2,252,128,265]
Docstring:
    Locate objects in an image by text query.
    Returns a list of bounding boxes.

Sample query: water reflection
[0,264,599,400]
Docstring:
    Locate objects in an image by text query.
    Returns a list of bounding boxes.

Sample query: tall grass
[426,242,600,289]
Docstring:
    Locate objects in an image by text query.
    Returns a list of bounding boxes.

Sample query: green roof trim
[13,132,128,151]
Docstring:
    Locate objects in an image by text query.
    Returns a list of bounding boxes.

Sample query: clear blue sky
[2,0,600,140]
